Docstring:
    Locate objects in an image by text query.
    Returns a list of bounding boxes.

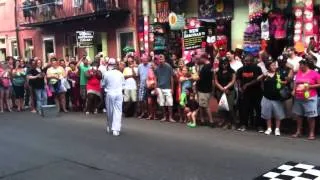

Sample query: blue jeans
[35,88,47,112]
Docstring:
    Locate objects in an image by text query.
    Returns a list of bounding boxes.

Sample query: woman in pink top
[292,58,320,140]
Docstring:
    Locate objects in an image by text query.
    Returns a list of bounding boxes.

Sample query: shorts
[124,89,137,102]
[13,85,25,99]
[198,92,211,108]
[292,96,318,118]
[261,96,285,120]
[317,97,320,115]
[80,85,87,100]
[138,85,147,101]
[156,88,173,107]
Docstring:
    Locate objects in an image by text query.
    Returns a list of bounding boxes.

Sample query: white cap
[108,58,117,65]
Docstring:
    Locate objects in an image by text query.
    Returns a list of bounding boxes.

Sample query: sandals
[308,135,316,140]
[138,114,146,119]
[292,133,301,138]
[146,116,154,120]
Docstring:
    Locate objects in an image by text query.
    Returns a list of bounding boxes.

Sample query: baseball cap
[108,58,117,65]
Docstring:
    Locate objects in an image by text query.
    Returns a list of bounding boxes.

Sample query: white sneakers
[265,128,281,136]
[265,128,272,135]
[275,128,281,136]
[106,126,120,136]
[112,131,120,136]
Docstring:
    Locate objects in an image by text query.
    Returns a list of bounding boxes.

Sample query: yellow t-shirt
[47,66,65,84]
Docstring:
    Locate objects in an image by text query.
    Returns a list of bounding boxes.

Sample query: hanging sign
[169,12,185,30]
[76,31,94,48]
[183,27,206,50]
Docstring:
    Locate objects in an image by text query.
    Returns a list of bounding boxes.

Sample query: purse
[279,86,291,100]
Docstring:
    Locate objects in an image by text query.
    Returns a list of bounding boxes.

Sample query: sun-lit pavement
[0,112,320,180]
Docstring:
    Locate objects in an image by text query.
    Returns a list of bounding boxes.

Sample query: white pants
[105,93,123,132]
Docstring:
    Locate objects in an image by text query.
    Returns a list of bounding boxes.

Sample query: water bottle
[304,83,310,99]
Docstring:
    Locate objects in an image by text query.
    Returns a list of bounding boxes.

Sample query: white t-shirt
[207,36,216,44]
[230,60,243,72]
[123,67,138,90]
[287,56,302,73]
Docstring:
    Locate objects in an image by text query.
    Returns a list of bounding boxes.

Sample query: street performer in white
[102,58,125,136]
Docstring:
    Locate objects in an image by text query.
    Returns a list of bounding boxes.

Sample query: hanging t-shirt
[261,20,270,40]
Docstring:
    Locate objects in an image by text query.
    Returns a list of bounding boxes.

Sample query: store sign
[76,31,94,48]
[169,12,185,30]
[183,28,206,50]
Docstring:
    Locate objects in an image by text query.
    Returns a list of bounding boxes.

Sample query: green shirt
[79,64,91,86]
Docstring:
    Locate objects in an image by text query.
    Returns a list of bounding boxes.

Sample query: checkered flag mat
[255,161,320,180]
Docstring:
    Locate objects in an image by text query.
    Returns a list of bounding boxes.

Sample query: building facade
[12,0,137,62]
[0,0,18,61]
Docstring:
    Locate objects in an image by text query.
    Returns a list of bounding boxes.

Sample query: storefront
[243,0,320,59]
[138,0,234,62]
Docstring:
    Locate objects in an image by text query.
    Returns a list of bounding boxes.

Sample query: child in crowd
[184,88,199,128]
[179,66,193,123]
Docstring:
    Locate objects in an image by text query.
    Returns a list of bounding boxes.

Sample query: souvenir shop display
[156,0,169,23]
[249,0,263,21]
[243,23,261,56]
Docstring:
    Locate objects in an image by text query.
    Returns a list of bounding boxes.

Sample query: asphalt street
[0,112,320,180]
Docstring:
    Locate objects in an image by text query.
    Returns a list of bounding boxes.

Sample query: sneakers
[85,112,90,115]
[187,122,196,128]
[258,127,265,133]
[112,131,120,136]
[264,128,272,135]
[275,128,281,136]
[103,108,107,113]
[237,126,246,132]
[105,126,110,134]
[264,128,281,136]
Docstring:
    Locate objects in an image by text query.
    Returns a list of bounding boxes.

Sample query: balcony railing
[18,0,129,26]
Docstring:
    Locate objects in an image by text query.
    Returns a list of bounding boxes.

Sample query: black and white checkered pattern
[255,162,320,180]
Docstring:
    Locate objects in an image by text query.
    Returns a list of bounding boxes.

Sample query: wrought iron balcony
[18,0,129,26]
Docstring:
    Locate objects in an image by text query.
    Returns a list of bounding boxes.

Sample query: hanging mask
[304,10,313,20]
[294,9,303,18]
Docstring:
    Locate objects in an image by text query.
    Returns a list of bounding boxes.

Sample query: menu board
[183,27,206,50]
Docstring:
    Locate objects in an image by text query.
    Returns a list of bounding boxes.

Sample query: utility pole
[14,0,22,57]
